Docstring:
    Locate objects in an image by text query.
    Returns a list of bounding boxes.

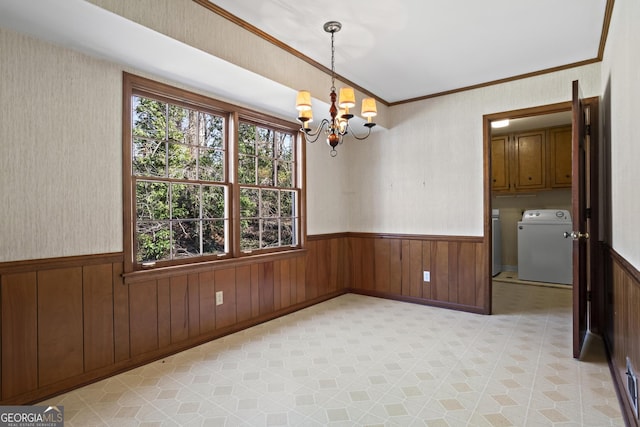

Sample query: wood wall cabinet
[491,125,571,193]
[548,126,572,188]
[513,130,547,191]
[490,136,510,192]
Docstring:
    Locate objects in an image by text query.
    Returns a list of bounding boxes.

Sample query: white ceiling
[208,0,609,104]
[0,0,608,120]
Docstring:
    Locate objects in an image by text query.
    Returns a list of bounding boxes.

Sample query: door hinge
[587,290,592,301]
[585,208,592,219]
[585,124,591,136]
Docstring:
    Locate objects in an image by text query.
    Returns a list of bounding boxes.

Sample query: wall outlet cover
[216,291,223,306]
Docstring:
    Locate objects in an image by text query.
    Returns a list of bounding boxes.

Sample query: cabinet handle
[528,176,532,180]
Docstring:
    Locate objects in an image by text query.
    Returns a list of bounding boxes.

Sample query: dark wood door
[571,80,589,359]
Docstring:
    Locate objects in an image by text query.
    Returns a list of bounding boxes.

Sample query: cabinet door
[491,136,510,192]
[514,130,546,191]
[549,126,572,188]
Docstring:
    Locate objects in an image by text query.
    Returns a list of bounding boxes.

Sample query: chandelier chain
[330,30,336,92]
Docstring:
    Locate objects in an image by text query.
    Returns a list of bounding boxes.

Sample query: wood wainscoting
[605,244,640,427]
[344,233,488,314]
[0,232,486,404]
[0,248,343,404]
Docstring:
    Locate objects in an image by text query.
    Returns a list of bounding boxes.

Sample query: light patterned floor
[40,282,624,426]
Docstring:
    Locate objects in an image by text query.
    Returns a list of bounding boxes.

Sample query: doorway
[489,109,573,281]
[483,96,601,356]
[483,102,572,316]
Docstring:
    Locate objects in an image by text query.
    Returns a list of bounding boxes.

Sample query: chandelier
[295,21,377,157]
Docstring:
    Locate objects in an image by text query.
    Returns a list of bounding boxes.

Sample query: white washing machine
[517,209,573,285]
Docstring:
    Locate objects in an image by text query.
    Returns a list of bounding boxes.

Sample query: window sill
[122,248,307,284]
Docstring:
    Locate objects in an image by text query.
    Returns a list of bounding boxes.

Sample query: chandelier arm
[301,119,330,143]
[344,123,375,141]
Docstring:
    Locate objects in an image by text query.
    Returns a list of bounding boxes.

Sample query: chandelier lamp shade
[295,21,377,157]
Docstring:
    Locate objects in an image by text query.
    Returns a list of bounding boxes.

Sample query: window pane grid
[134,178,229,262]
[132,96,226,183]
[239,186,299,252]
[132,94,229,264]
[237,120,297,253]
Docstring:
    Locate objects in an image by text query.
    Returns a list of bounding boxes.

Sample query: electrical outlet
[423,271,430,282]
[216,291,223,306]
[627,357,639,419]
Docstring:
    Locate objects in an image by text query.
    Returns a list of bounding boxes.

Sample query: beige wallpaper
[0,28,122,262]
[601,0,640,269]
[344,64,601,236]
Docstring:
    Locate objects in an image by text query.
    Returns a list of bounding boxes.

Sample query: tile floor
[40,282,624,426]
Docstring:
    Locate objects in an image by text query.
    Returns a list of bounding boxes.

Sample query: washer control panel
[521,209,572,222]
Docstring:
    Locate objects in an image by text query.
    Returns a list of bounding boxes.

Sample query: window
[238,121,298,252]
[123,74,303,272]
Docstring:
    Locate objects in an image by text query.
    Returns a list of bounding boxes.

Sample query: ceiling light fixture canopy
[295,21,377,157]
